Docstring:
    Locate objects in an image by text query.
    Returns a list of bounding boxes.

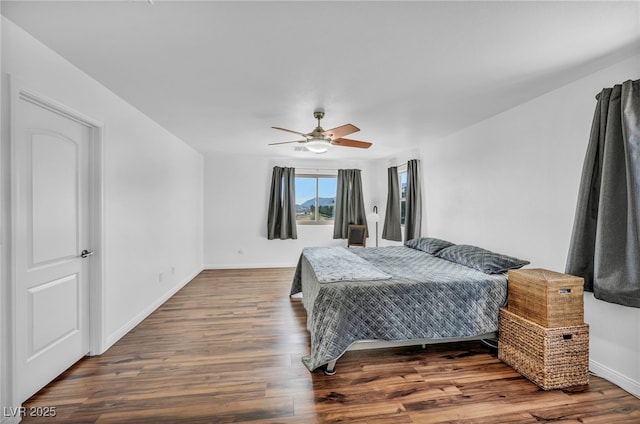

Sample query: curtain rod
[295,167,340,172]
[280,162,416,171]
[390,159,421,168]
[291,167,362,172]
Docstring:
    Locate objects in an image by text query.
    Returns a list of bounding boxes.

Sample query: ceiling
[2,1,639,160]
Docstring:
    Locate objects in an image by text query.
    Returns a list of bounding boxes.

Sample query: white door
[13,94,91,403]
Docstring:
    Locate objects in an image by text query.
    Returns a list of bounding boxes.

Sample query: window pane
[400,171,407,225]
[295,177,316,222]
[294,175,337,224]
[317,177,337,222]
[400,171,407,199]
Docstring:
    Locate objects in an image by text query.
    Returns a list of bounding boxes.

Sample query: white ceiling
[2,1,639,160]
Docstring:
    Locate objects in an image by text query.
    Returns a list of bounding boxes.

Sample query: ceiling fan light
[306,137,331,153]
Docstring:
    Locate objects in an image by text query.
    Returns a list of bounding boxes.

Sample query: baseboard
[1,415,21,424]
[204,263,296,270]
[590,359,640,398]
[104,266,203,351]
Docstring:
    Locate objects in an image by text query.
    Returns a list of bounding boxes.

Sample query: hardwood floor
[22,268,640,423]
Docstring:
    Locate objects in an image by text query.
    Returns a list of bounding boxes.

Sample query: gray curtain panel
[566,79,640,308]
[333,169,368,239]
[382,166,402,241]
[267,166,297,240]
[405,159,422,241]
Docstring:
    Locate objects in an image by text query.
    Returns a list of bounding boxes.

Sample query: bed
[289,238,529,374]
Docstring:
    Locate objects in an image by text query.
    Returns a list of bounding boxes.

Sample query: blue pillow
[405,237,455,255]
[436,244,529,274]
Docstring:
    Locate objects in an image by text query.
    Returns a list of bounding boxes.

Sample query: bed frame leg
[421,344,426,349]
[324,361,337,375]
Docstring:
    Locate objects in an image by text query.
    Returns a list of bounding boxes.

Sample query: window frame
[398,165,407,227]
[295,172,337,226]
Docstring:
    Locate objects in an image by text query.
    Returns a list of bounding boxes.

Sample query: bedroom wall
[0,8,5,423]
[421,53,640,397]
[203,153,387,268]
[0,17,204,415]
[202,146,427,269]
[372,149,425,247]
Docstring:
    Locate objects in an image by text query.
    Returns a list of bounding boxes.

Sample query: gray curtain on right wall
[566,79,640,308]
[333,169,368,239]
[404,159,422,241]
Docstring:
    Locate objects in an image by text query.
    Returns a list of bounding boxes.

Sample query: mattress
[290,245,508,371]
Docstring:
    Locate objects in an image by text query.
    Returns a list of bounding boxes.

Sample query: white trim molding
[104,267,204,351]
[204,263,297,270]
[8,76,105,405]
[590,359,640,399]
[1,416,22,424]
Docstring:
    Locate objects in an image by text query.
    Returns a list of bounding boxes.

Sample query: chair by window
[347,224,367,247]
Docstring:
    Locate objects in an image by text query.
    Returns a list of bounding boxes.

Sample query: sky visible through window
[295,176,337,223]
[295,177,337,205]
[318,178,337,201]
[400,171,407,197]
[296,177,316,205]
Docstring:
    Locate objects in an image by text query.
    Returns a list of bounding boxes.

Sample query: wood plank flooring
[21,268,640,423]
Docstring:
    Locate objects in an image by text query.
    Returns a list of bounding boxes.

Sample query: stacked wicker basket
[498,268,589,390]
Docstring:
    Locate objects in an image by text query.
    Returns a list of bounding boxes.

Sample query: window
[295,174,337,225]
[399,169,407,225]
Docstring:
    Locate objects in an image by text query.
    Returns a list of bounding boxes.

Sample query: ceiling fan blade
[322,124,359,140]
[331,138,372,149]
[272,126,310,138]
[268,140,307,146]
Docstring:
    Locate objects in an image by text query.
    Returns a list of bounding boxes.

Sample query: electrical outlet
[171,266,175,275]
[159,272,163,283]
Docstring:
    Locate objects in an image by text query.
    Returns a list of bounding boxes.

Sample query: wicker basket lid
[508,268,584,285]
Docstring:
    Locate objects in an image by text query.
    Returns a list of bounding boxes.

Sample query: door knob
[80,249,94,258]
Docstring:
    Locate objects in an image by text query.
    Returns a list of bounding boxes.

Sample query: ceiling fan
[269,110,372,153]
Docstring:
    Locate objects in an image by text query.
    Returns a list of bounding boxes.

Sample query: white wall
[203,153,387,268]
[202,147,429,268]
[0,17,204,415]
[0,8,6,424]
[421,54,640,396]
[1,10,638,414]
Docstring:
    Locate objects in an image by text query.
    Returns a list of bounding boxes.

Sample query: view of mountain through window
[295,176,337,224]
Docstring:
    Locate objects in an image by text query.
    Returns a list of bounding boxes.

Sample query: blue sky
[295,177,337,205]
[296,174,406,205]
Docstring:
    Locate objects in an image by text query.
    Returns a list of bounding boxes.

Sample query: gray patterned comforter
[290,246,508,371]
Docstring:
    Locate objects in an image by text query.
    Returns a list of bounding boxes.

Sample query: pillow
[405,237,455,255]
[436,244,529,274]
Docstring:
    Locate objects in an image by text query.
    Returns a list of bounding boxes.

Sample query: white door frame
[8,76,105,406]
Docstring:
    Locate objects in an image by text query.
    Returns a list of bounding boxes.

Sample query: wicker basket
[498,308,589,390]
[508,268,584,328]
